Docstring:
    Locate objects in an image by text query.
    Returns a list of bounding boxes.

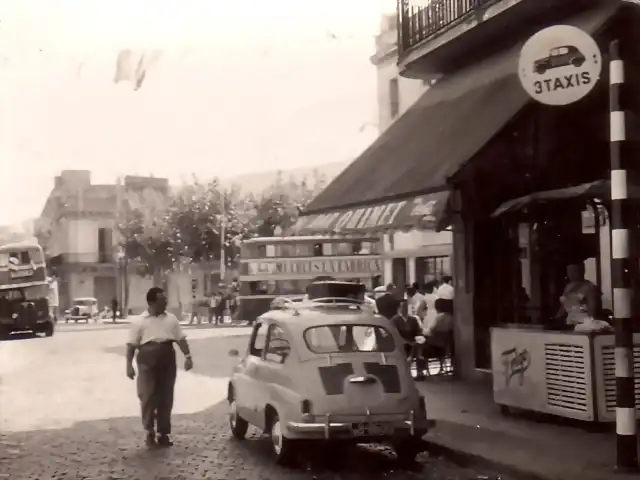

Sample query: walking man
[126,287,193,447]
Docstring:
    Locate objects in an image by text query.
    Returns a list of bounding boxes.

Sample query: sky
[0,0,395,225]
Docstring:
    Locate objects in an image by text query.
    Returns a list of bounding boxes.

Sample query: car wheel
[269,412,297,466]
[572,57,584,67]
[392,437,425,465]
[535,65,545,74]
[229,400,249,440]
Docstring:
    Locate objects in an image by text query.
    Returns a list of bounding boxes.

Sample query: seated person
[551,262,609,332]
[421,297,453,358]
[391,300,427,379]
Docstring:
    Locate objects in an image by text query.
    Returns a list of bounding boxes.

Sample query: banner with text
[293,191,448,235]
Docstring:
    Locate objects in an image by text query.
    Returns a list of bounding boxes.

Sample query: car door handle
[349,375,376,384]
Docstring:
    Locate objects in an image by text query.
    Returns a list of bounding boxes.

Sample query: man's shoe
[157,434,174,447]
[145,432,157,448]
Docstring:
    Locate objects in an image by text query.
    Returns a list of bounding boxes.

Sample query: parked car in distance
[64,297,99,323]
[227,300,429,465]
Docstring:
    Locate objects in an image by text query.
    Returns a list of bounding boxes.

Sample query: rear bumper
[286,411,428,440]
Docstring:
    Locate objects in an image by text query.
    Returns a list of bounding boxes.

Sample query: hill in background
[218,160,349,195]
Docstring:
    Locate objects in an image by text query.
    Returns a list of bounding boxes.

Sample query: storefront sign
[501,347,531,387]
[248,258,383,276]
[294,192,447,235]
[518,25,602,106]
[491,328,546,412]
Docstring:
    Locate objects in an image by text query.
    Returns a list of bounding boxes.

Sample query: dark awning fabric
[293,191,448,235]
[491,180,640,218]
[300,3,620,221]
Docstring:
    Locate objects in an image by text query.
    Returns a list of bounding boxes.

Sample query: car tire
[535,66,545,75]
[392,437,424,465]
[572,58,584,67]
[269,412,297,466]
[229,400,249,440]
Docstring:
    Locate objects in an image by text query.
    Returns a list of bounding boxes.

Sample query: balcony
[397,0,599,79]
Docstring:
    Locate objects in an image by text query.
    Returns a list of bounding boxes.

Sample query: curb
[421,428,548,480]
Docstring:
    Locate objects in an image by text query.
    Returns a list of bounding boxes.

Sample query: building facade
[38,170,220,315]
[370,12,452,287]
[292,0,638,381]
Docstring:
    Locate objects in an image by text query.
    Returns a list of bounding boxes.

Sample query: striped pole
[609,39,639,472]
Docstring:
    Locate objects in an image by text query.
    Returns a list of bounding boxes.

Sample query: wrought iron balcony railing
[398,0,496,55]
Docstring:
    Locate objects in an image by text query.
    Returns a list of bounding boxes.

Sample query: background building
[369,13,453,287]
[37,170,216,314]
[371,12,429,133]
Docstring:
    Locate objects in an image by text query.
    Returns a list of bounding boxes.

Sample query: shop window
[352,241,362,254]
[313,243,323,256]
[257,245,267,258]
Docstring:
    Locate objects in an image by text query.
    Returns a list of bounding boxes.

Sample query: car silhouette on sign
[533,45,586,74]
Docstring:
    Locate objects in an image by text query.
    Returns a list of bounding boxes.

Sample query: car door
[236,319,269,427]
[259,323,294,421]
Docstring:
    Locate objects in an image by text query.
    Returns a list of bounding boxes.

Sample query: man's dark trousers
[136,342,177,435]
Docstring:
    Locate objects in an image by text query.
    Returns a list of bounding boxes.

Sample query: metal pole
[220,217,226,283]
[609,39,639,472]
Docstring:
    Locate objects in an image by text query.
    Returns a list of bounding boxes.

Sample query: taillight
[301,399,312,414]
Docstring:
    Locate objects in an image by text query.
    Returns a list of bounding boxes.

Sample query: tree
[164,177,251,269]
[117,206,174,282]
[246,169,328,237]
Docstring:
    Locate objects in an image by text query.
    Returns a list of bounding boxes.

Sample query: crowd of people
[190,282,240,325]
[374,277,454,381]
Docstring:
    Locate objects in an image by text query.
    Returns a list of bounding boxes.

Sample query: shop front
[296,1,640,404]
[294,194,452,288]
[431,3,640,422]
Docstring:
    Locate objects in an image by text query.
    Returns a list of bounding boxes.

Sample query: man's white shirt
[436,283,454,300]
[128,311,186,346]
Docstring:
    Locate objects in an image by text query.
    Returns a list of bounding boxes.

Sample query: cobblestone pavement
[0,401,509,480]
[0,328,513,479]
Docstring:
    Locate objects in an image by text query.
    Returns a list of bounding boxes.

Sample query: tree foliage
[118,206,174,278]
[116,170,329,275]
[246,170,328,237]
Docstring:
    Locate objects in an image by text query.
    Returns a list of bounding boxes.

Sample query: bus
[238,235,383,322]
[0,243,54,339]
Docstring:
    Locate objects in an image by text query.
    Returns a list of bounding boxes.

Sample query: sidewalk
[417,378,636,480]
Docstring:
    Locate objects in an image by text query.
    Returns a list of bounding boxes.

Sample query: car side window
[250,322,268,357]
[264,324,291,364]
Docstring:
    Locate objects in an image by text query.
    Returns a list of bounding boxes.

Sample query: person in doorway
[553,262,600,326]
[126,287,193,448]
[375,283,399,320]
[111,298,119,323]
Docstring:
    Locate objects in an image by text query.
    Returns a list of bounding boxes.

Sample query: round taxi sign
[518,25,602,106]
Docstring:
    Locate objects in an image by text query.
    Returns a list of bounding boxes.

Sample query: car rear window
[304,324,396,354]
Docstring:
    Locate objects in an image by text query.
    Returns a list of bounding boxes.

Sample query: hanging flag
[113,49,162,91]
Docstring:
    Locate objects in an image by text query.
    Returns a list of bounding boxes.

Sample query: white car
[65,297,99,323]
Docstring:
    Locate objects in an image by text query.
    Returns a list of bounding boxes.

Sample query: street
[0,325,509,479]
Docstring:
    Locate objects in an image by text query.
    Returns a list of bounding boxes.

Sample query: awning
[293,190,448,235]
[299,3,620,224]
[491,180,640,218]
